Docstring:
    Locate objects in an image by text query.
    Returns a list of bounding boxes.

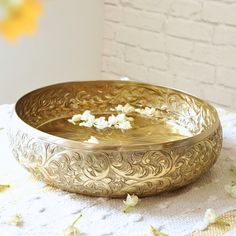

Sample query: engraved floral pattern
[8,125,222,197]
[8,81,222,197]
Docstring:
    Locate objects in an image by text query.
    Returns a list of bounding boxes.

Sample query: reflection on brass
[8,80,222,198]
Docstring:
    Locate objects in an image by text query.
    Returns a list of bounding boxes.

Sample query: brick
[139,31,165,52]
[218,47,236,69]
[166,18,213,42]
[120,0,173,13]
[104,5,122,22]
[142,51,168,70]
[104,22,117,40]
[166,36,193,58]
[123,62,148,81]
[148,69,174,87]
[102,56,110,72]
[104,57,124,75]
[125,46,143,65]
[102,72,120,80]
[170,0,201,19]
[102,0,236,110]
[217,67,236,89]
[202,1,236,26]
[192,43,221,65]
[125,47,168,70]
[193,43,236,69]
[116,26,140,46]
[170,56,215,83]
[201,84,233,107]
[103,40,125,58]
[214,25,236,46]
[202,2,226,24]
[123,9,164,32]
[104,0,119,5]
[173,77,202,97]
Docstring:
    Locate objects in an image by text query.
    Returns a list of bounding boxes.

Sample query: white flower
[64,225,82,236]
[84,136,99,144]
[68,111,96,126]
[68,109,133,130]
[194,208,223,231]
[68,114,82,125]
[204,208,218,225]
[116,113,127,122]
[115,120,132,130]
[79,115,95,128]
[115,104,135,114]
[225,184,236,198]
[120,76,130,81]
[122,194,139,213]
[230,163,236,174]
[135,107,156,117]
[108,114,119,127]
[8,214,23,226]
[108,114,132,129]
[64,213,83,236]
[80,110,93,121]
[94,117,109,129]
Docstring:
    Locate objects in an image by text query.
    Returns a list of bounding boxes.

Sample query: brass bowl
[8,80,222,198]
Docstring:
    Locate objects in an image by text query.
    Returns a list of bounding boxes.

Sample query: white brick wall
[102,0,236,109]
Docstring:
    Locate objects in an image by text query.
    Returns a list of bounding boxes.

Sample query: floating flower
[80,110,94,121]
[68,114,82,125]
[135,107,156,117]
[64,213,83,236]
[115,104,135,114]
[8,213,23,226]
[68,110,133,130]
[122,194,139,213]
[0,184,10,192]
[84,136,99,144]
[94,117,109,129]
[150,225,169,236]
[0,0,42,41]
[116,120,132,130]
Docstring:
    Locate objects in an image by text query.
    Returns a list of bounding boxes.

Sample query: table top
[0,104,236,236]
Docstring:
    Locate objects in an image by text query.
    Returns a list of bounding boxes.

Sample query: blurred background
[0,0,103,103]
[1,0,236,110]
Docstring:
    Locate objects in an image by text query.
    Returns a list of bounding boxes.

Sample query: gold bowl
[8,80,222,197]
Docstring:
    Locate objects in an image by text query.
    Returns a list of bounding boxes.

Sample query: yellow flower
[0,184,10,192]
[122,194,139,213]
[0,0,42,40]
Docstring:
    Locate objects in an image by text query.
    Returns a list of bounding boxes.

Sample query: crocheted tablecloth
[0,104,236,236]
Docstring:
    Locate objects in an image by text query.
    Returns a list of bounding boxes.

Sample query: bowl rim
[13,80,221,151]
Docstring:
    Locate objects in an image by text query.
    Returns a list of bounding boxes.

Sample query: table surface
[0,104,236,236]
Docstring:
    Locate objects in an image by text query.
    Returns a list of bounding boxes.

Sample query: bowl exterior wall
[8,116,222,198]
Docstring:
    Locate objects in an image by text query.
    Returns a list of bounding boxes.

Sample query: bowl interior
[15,80,217,146]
